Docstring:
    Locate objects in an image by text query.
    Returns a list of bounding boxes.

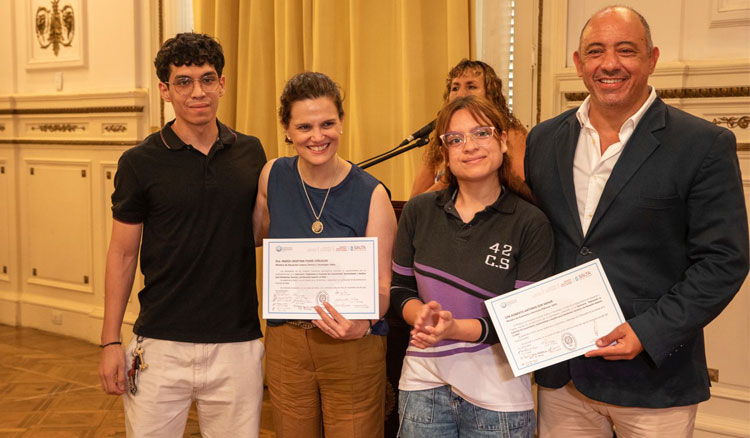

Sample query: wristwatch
[363,319,373,337]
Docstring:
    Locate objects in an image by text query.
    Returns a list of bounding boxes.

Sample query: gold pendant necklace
[298,158,337,234]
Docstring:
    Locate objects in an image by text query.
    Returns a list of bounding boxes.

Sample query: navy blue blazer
[525,97,748,408]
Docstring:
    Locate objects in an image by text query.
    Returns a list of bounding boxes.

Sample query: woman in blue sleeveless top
[253,72,397,438]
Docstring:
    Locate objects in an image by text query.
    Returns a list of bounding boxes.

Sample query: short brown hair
[430,59,525,169]
[279,72,345,143]
[443,59,523,132]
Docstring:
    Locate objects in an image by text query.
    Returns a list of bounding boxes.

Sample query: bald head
[572,4,659,120]
[580,6,653,55]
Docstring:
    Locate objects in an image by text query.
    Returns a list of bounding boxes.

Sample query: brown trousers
[266,324,386,438]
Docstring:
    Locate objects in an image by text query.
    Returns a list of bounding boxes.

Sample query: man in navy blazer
[525,6,748,437]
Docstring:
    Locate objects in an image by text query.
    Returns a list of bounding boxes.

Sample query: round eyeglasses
[165,75,221,96]
[439,126,498,148]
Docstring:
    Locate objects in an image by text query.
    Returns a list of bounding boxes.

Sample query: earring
[340,130,344,135]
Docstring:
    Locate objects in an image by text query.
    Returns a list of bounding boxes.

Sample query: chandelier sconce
[35,0,75,56]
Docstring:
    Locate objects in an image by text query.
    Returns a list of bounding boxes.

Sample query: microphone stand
[358,136,431,170]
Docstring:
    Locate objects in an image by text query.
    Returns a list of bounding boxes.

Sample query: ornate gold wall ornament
[103,123,127,133]
[712,116,750,129]
[30,123,85,133]
[564,87,750,102]
[35,0,75,56]
[738,143,750,152]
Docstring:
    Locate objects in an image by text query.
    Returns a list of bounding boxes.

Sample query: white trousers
[122,336,264,438]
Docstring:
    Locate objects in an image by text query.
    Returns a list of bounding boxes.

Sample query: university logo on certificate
[262,237,380,320]
[485,259,625,377]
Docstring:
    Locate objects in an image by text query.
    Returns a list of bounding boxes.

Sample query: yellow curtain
[194,0,471,200]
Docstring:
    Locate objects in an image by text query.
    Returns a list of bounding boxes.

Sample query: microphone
[398,120,435,147]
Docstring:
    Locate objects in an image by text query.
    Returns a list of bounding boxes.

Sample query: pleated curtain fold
[194,0,473,199]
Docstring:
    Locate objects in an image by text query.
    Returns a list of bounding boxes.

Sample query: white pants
[122,336,264,438]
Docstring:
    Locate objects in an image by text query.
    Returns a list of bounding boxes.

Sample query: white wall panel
[24,158,93,293]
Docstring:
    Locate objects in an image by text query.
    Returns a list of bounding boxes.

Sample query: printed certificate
[262,237,379,320]
[485,259,625,377]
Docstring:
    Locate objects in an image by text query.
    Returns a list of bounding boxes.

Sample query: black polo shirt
[112,120,266,343]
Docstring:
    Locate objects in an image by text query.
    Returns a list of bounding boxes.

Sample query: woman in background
[410,59,527,197]
[253,72,397,438]
[392,95,554,437]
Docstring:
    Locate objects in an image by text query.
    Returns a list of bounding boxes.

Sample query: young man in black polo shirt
[98,33,267,437]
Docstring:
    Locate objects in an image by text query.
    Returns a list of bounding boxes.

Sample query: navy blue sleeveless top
[268,156,379,238]
[266,156,388,334]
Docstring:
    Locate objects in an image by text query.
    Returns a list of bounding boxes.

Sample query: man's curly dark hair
[154,33,225,83]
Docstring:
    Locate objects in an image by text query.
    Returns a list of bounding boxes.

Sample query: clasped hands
[409,301,457,349]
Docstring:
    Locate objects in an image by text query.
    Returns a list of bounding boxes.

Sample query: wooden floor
[0,324,275,437]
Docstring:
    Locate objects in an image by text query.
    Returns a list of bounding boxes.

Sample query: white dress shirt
[573,87,658,235]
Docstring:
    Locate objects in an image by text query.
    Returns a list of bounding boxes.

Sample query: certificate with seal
[485,259,625,377]
[262,237,379,320]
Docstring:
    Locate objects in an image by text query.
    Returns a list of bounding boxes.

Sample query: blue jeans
[398,386,535,438]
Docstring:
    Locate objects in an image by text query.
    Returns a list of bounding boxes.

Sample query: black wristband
[99,341,122,348]
[475,318,487,343]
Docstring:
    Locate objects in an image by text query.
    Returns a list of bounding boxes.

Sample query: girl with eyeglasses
[391,95,554,438]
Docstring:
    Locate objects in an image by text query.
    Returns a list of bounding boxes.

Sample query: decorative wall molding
[0,91,148,143]
[710,384,750,403]
[565,87,750,102]
[659,87,750,99]
[30,123,85,133]
[738,143,750,152]
[0,106,144,115]
[0,124,5,132]
[0,139,138,146]
[695,414,749,438]
[713,116,750,129]
[20,292,94,315]
[710,0,750,28]
[103,123,127,133]
[27,276,92,294]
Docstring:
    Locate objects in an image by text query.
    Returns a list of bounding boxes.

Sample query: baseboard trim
[695,412,750,437]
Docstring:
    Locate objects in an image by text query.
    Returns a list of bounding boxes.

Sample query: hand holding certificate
[262,237,379,320]
[485,259,625,377]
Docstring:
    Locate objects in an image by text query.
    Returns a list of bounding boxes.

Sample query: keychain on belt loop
[127,336,148,395]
